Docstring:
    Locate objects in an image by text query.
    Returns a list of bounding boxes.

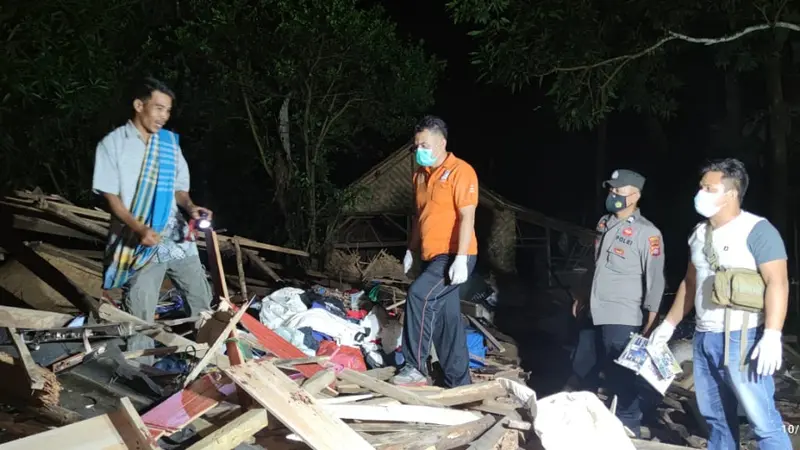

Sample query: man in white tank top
[648,158,791,449]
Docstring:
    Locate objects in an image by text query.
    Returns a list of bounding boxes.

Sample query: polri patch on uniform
[622,227,633,236]
[613,247,624,256]
[598,221,607,231]
[648,236,661,256]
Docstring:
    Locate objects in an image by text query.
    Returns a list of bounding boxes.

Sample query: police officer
[571,169,666,437]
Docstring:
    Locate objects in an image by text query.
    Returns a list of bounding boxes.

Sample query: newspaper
[614,333,682,395]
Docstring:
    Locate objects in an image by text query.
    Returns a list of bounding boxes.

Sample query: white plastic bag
[282,308,367,348]
[258,287,308,329]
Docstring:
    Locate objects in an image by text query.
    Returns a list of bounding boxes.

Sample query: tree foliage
[0,0,163,198]
[447,0,686,130]
[0,0,441,252]
[158,0,442,251]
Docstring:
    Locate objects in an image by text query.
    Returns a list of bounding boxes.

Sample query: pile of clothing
[254,286,403,370]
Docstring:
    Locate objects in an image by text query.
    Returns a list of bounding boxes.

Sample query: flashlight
[197,211,212,230]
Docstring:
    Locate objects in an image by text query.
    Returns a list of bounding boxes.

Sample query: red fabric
[316,340,367,372]
[346,309,368,320]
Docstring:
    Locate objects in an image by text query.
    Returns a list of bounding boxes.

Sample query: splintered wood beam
[185,408,269,450]
[106,397,159,450]
[379,415,495,450]
[182,298,252,388]
[337,368,442,408]
[233,237,248,300]
[302,369,336,396]
[0,306,72,329]
[7,327,46,390]
[205,229,230,304]
[223,360,373,450]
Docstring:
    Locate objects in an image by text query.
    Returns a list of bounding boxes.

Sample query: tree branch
[540,21,800,78]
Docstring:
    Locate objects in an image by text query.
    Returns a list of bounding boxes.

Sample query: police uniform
[578,169,666,436]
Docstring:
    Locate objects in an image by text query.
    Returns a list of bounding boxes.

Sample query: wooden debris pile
[325,249,407,285]
[0,189,559,449]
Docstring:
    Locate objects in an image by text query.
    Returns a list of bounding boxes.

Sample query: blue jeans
[694,328,791,450]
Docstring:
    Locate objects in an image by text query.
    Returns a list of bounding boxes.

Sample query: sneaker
[390,366,428,386]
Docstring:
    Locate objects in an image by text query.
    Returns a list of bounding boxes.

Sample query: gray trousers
[123,254,212,364]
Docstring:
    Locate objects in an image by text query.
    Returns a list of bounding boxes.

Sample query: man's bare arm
[760,259,789,331]
[456,205,476,255]
[408,215,421,252]
[664,259,697,326]
[175,191,195,212]
[103,193,147,234]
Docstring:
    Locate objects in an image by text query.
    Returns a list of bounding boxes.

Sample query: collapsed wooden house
[334,144,595,287]
[0,190,793,449]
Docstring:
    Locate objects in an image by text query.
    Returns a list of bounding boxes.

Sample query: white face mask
[694,189,724,218]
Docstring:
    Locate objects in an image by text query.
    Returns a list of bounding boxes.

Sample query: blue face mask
[415,147,437,167]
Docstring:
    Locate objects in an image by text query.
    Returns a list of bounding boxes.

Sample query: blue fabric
[103,128,179,289]
[694,328,792,449]
[466,327,486,369]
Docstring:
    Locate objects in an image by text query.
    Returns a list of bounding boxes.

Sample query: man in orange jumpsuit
[391,116,479,387]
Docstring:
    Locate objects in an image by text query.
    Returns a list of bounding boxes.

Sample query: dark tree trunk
[595,119,608,218]
[765,33,790,236]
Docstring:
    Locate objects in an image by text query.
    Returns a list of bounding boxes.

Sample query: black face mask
[605,192,628,213]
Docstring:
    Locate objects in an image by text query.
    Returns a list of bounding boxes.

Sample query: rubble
[3,189,794,449]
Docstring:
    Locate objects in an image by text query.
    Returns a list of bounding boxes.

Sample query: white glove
[647,320,676,351]
[403,249,414,275]
[448,255,469,285]
[751,329,783,376]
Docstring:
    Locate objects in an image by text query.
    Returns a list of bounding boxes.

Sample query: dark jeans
[401,254,476,387]
[572,323,658,436]
[571,315,602,392]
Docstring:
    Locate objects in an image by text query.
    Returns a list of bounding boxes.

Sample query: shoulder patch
[648,235,661,256]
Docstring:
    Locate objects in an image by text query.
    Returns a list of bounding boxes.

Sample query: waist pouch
[704,225,765,367]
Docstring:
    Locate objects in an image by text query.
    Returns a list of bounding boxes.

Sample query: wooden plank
[0,414,127,449]
[466,416,509,450]
[0,397,160,450]
[183,298,253,388]
[631,439,695,450]
[98,302,231,369]
[5,193,308,257]
[243,249,282,282]
[0,306,72,329]
[205,229,230,303]
[302,369,337,396]
[425,380,506,407]
[464,315,505,353]
[205,230,249,405]
[233,237,249,299]
[10,214,98,242]
[216,234,309,258]
[323,404,480,426]
[0,221,98,314]
[229,304,324,379]
[337,368,442,407]
[107,397,159,450]
[378,415,495,450]
[7,327,46,390]
[186,408,269,450]
[223,360,373,450]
